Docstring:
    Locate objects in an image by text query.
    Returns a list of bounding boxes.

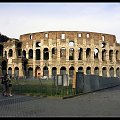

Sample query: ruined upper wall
[19,31,117,45]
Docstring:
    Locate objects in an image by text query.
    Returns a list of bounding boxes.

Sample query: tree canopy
[0,33,9,42]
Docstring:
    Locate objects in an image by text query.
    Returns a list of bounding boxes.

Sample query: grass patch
[0,79,74,98]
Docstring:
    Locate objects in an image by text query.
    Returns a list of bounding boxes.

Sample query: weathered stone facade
[0,31,120,78]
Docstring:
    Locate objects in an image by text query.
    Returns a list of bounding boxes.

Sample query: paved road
[1,85,120,117]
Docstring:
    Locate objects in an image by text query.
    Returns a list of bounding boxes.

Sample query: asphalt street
[1,85,120,117]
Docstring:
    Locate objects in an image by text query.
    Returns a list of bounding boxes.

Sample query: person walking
[1,73,9,96]
[7,75,13,96]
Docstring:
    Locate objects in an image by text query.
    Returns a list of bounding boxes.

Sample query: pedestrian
[7,74,13,96]
[1,73,9,96]
[1,76,4,95]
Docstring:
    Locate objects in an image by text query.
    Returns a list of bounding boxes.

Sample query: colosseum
[0,31,120,79]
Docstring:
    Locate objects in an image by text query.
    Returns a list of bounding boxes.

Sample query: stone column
[83,48,86,62]
[83,66,86,75]
[107,66,110,77]
[99,66,102,76]
[91,50,94,74]
[33,40,36,77]
[57,40,60,64]
[57,66,60,75]
[48,66,52,78]
[19,63,24,77]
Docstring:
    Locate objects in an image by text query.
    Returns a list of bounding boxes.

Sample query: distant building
[0,31,120,78]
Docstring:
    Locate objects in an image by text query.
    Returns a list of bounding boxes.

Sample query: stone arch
[86,48,91,60]
[8,49,13,57]
[60,47,66,59]
[60,66,66,75]
[78,48,83,60]
[1,60,7,76]
[36,42,41,47]
[69,48,74,60]
[94,67,99,75]
[109,50,113,62]
[52,47,57,59]
[22,50,26,58]
[14,67,19,78]
[28,67,33,77]
[36,49,40,60]
[4,50,7,57]
[109,67,114,77]
[69,66,75,77]
[43,48,49,60]
[116,67,120,77]
[78,67,83,72]
[52,67,57,76]
[43,66,49,76]
[8,67,12,77]
[116,50,119,61]
[35,66,41,77]
[102,67,107,77]
[102,49,106,61]
[94,48,99,60]
[29,49,33,59]
[86,67,91,75]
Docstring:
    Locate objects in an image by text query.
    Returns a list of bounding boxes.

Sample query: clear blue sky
[0,2,120,42]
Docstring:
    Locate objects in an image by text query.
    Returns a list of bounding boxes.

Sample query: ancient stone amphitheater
[0,31,120,78]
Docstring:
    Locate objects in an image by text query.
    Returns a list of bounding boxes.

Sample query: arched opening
[30,34,33,39]
[22,59,28,77]
[52,67,57,76]
[43,48,49,60]
[36,49,40,60]
[60,66,66,75]
[109,67,114,77]
[36,42,41,47]
[8,49,13,57]
[78,48,83,60]
[14,67,19,78]
[86,48,91,60]
[1,60,7,76]
[22,50,26,58]
[69,66,74,77]
[35,66,41,77]
[69,48,74,60]
[102,49,106,61]
[94,48,99,60]
[78,67,83,72]
[8,67,12,78]
[102,67,107,77]
[29,49,33,59]
[28,67,33,77]
[60,47,66,59]
[116,67,120,77]
[94,67,99,75]
[86,67,91,75]
[69,41,74,47]
[17,42,22,48]
[43,66,49,76]
[116,50,119,61]
[4,51,7,58]
[17,49,21,57]
[52,47,57,59]
[109,50,113,62]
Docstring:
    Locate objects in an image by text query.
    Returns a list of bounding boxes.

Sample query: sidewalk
[0,85,120,117]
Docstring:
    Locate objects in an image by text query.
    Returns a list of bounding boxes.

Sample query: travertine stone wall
[2,31,120,78]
